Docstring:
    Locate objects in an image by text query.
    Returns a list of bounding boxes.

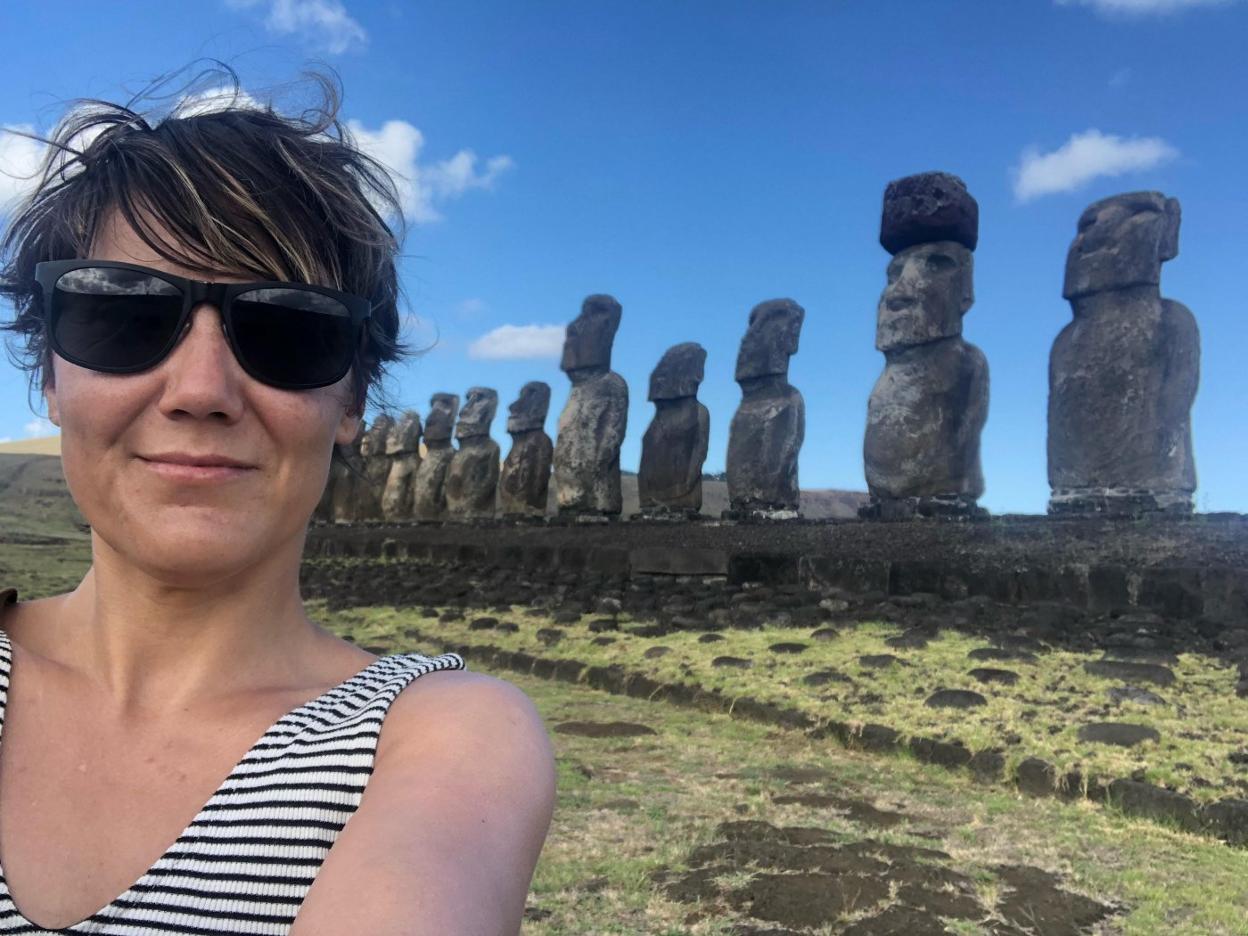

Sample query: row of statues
[317,171,1200,523]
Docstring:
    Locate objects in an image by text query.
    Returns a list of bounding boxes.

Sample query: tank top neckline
[0,627,406,933]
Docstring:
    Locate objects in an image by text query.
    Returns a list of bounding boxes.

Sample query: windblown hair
[0,63,408,414]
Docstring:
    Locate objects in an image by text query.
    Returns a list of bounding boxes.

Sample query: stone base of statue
[550,511,616,525]
[859,493,989,522]
[721,506,803,522]
[632,505,704,522]
[1047,487,1193,517]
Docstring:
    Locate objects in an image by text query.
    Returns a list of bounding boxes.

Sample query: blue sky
[0,0,1245,514]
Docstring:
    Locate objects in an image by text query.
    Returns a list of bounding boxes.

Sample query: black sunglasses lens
[50,268,184,371]
[230,288,357,388]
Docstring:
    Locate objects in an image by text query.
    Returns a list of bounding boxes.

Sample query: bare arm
[290,671,557,935]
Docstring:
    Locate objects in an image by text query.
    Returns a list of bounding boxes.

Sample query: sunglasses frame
[34,259,373,390]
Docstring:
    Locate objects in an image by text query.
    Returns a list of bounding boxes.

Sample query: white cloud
[23,418,54,438]
[225,0,367,53]
[0,124,46,215]
[468,324,565,361]
[1056,0,1234,12]
[346,118,514,223]
[1012,129,1179,202]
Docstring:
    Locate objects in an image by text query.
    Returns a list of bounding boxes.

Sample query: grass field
[316,600,1248,935]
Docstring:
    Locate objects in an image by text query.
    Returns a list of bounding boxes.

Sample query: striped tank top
[0,597,465,935]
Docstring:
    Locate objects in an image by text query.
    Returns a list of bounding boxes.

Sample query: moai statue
[445,387,501,520]
[552,295,628,517]
[412,393,459,521]
[329,421,365,523]
[381,410,422,521]
[499,381,553,519]
[354,414,393,521]
[1047,192,1199,515]
[862,171,989,520]
[725,299,805,518]
[638,342,710,517]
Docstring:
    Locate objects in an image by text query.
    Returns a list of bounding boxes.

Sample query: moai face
[649,342,706,401]
[1063,191,1181,301]
[560,294,622,376]
[876,242,974,352]
[358,414,394,457]
[385,410,422,455]
[424,393,459,443]
[506,381,551,433]
[734,299,804,382]
[455,387,499,439]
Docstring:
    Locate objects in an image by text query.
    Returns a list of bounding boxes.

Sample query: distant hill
[0,453,90,598]
[0,435,61,456]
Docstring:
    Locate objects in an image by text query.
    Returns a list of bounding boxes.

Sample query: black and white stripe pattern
[0,628,464,934]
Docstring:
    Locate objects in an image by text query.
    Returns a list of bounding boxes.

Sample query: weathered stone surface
[1048,191,1199,515]
[553,295,628,516]
[355,414,393,521]
[499,382,553,519]
[639,342,710,514]
[1077,722,1161,747]
[412,393,458,521]
[381,410,421,521]
[726,299,805,514]
[879,171,979,254]
[865,173,988,519]
[446,387,500,520]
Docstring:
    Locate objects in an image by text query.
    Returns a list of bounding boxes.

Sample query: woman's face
[45,210,361,585]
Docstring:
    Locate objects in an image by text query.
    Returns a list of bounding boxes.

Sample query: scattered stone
[859,654,903,668]
[595,596,623,616]
[536,628,564,646]
[885,631,930,649]
[1108,685,1167,706]
[552,610,582,625]
[713,656,753,669]
[925,689,987,709]
[590,636,616,646]
[699,633,726,644]
[588,618,619,633]
[1078,723,1161,748]
[1084,660,1175,687]
[768,642,808,654]
[809,627,840,641]
[553,721,657,738]
[469,616,499,631]
[644,646,672,660]
[968,667,1019,686]
[968,647,1038,663]
[803,669,850,687]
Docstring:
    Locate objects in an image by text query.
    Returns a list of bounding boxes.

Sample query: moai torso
[639,342,710,514]
[412,394,459,521]
[864,172,988,519]
[1047,192,1199,514]
[552,295,629,516]
[726,300,805,516]
[381,410,422,521]
[445,387,501,520]
[356,415,394,521]
[499,381,553,518]
[329,423,365,524]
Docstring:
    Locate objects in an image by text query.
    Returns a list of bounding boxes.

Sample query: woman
[0,69,555,934]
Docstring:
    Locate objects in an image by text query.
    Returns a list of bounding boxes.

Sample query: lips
[141,452,257,469]
[138,452,258,482]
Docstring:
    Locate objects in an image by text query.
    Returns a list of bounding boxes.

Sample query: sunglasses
[34,259,372,390]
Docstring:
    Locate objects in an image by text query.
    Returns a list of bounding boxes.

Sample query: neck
[40,529,331,721]
[739,373,787,395]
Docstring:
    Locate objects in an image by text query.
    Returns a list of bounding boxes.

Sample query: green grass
[317,600,1248,935]
[318,603,1248,807]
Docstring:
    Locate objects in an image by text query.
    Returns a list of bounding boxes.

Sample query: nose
[154,303,246,423]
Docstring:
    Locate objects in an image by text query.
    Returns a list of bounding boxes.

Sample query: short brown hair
[0,63,408,414]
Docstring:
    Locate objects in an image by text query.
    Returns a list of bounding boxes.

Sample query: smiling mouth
[138,455,258,481]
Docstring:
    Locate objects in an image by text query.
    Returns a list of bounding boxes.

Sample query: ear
[334,408,362,447]
[43,380,61,428]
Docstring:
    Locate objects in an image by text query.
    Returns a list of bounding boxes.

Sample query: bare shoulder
[291,664,556,935]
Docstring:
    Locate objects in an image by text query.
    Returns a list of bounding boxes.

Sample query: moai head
[1063,191,1181,301]
[385,410,422,455]
[734,299,804,382]
[424,393,459,443]
[506,381,551,433]
[560,294,622,378]
[876,242,974,351]
[649,342,706,401]
[358,414,394,457]
[455,387,499,440]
